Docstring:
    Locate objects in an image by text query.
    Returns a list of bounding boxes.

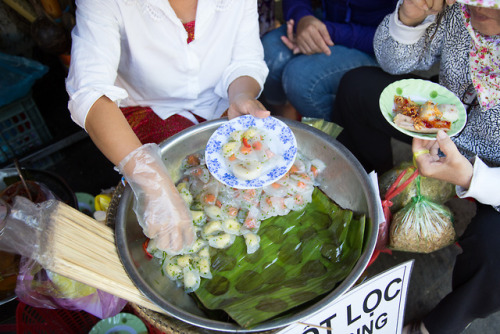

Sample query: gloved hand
[117,143,195,255]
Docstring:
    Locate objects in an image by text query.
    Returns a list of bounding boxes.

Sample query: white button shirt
[66,0,269,128]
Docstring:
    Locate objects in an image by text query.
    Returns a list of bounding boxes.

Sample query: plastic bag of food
[378,167,419,250]
[389,175,456,253]
[0,196,127,319]
[15,256,127,319]
[379,161,456,214]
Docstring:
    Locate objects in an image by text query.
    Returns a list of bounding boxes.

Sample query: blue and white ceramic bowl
[205,115,297,189]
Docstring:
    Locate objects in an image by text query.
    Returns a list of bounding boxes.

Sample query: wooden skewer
[41,201,165,314]
[298,322,334,331]
[2,0,37,22]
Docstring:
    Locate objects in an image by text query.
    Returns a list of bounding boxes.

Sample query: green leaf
[194,188,366,328]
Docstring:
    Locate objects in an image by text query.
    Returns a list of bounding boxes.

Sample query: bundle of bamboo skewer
[42,200,165,314]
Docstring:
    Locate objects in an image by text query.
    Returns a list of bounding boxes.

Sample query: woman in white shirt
[66,0,269,255]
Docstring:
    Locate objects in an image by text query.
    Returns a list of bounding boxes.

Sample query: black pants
[425,203,500,334]
[333,67,500,333]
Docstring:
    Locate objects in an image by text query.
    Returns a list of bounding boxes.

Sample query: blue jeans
[262,25,379,121]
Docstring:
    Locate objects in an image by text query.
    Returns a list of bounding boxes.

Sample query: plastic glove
[117,144,195,255]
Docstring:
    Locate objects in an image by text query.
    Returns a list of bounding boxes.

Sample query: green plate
[89,313,148,334]
[379,79,467,140]
[76,192,95,214]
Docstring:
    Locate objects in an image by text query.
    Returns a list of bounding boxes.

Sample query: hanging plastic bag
[15,257,127,319]
[389,175,456,253]
[0,196,127,319]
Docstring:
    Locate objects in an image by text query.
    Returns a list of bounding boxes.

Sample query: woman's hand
[399,0,456,26]
[227,76,270,119]
[412,130,473,188]
[295,15,334,56]
[227,92,269,119]
[117,144,196,255]
[281,19,300,54]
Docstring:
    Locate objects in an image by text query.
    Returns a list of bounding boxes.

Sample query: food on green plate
[393,95,459,133]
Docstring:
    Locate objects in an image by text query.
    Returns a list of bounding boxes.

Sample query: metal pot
[113,118,380,332]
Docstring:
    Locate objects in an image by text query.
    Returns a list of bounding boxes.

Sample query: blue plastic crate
[0,52,48,108]
[0,93,52,164]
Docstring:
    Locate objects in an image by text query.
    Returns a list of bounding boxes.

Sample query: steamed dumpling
[183,267,201,292]
[243,232,260,254]
[208,233,236,249]
[438,104,459,122]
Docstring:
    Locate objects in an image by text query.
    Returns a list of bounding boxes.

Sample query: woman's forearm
[457,158,500,207]
[228,76,262,102]
[85,95,142,166]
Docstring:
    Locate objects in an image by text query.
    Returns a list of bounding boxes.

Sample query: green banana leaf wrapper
[379,162,456,213]
[301,117,343,139]
[194,188,366,328]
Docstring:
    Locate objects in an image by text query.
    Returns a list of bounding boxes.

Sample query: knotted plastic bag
[389,175,456,253]
[377,167,419,250]
[0,196,127,319]
[15,256,127,319]
[379,161,456,214]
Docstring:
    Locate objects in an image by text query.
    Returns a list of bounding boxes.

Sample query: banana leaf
[194,188,366,328]
[301,117,343,139]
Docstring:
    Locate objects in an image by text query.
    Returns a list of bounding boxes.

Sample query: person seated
[260,0,398,120]
[333,0,500,333]
[65,0,269,255]
[258,0,277,37]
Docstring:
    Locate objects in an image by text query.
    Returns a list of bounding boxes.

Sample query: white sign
[276,260,414,334]
[368,171,386,228]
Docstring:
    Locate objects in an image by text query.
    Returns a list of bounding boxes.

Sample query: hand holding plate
[227,93,270,120]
